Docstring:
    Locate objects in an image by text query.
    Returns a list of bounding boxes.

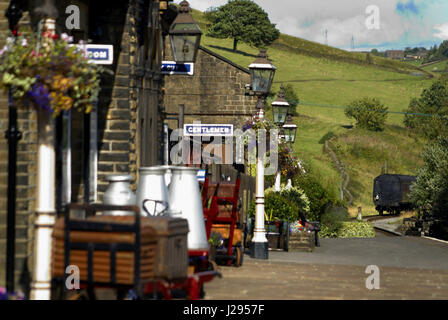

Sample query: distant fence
[323,140,353,206]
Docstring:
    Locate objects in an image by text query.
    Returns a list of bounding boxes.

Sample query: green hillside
[192,9,433,211]
[421,60,448,72]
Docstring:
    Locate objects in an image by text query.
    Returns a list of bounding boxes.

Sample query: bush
[345,97,388,131]
[248,192,299,222]
[321,222,376,238]
[266,185,310,218]
[293,174,331,221]
[319,207,375,238]
[410,136,448,221]
[404,79,448,140]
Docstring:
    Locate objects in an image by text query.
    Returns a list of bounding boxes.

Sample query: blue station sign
[184,124,234,137]
[73,44,114,65]
[161,61,194,75]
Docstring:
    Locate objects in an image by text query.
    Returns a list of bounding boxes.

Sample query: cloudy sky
[177,0,448,51]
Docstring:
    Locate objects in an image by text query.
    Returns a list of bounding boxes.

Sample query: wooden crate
[289,231,315,252]
[138,217,189,280]
[52,215,158,285]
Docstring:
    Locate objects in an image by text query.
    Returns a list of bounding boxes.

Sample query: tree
[410,136,448,222]
[404,78,448,139]
[437,40,448,58]
[344,97,388,131]
[282,84,299,115]
[206,0,280,52]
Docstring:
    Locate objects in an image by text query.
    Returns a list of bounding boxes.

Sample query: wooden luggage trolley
[52,203,219,300]
[202,172,244,267]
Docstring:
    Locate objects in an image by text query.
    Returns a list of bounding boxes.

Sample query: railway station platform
[203,234,448,300]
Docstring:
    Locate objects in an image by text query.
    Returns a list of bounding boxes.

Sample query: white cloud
[181,0,441,49]
[434,22,448,40]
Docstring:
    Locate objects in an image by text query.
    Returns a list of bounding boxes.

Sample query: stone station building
[0,0,256,291]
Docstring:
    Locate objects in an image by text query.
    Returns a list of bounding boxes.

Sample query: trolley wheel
[208,260,219,271]
[234,246,243,267]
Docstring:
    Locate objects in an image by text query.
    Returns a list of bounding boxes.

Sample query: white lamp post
[248,49,276,260]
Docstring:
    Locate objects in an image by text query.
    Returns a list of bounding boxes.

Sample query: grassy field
[192,9,434,209]
[421,60,448,72]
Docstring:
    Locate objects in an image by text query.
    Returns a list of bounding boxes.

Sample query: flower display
[0,287,25,300]
[0,30,110,116]
[277,141,304,179]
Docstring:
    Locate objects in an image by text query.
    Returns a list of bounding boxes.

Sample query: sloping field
[191,9,432,208]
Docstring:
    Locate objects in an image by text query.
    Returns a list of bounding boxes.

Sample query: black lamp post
[282,114,298,143]
[169,0,202,63]
[249,49,277,96]
[4,0,26,294]
[272,85,289,126]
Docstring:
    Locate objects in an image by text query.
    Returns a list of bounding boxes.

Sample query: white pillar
[31,18,57,301]
[31,108,56,300]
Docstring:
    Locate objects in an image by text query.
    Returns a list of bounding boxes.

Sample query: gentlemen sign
[184,124,234,137]
[161,61,194,75]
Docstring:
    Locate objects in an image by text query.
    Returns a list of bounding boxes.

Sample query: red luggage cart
[202,173,243,267]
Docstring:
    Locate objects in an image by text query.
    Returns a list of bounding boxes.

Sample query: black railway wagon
[373,174,416,215]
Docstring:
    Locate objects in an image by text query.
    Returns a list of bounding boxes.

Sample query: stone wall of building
[0,0,143,290]
[163,45,257,130]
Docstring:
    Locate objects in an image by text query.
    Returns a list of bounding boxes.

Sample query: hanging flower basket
[0,31,110,116]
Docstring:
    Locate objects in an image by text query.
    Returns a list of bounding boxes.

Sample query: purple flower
[0,287,25,300]
[27,81,53,113]
[242,121,254,132]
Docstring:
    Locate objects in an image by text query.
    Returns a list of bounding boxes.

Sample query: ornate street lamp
[249,49,277,96]
[282,114,298,143]
[169,0,202,63]
[248,49,276,260]
[271,86,289,126]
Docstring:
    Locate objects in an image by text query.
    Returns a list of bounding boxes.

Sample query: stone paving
[203,234,448,300]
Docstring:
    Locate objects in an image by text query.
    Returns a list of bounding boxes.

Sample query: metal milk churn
[168,167,208,250]
[154,165,173,189]
[136,167,170,217]
[103,174,137,216]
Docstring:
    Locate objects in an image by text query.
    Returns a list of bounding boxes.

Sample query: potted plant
[208,231,223,262]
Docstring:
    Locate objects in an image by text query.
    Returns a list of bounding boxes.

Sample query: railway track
[363,214,403,236]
